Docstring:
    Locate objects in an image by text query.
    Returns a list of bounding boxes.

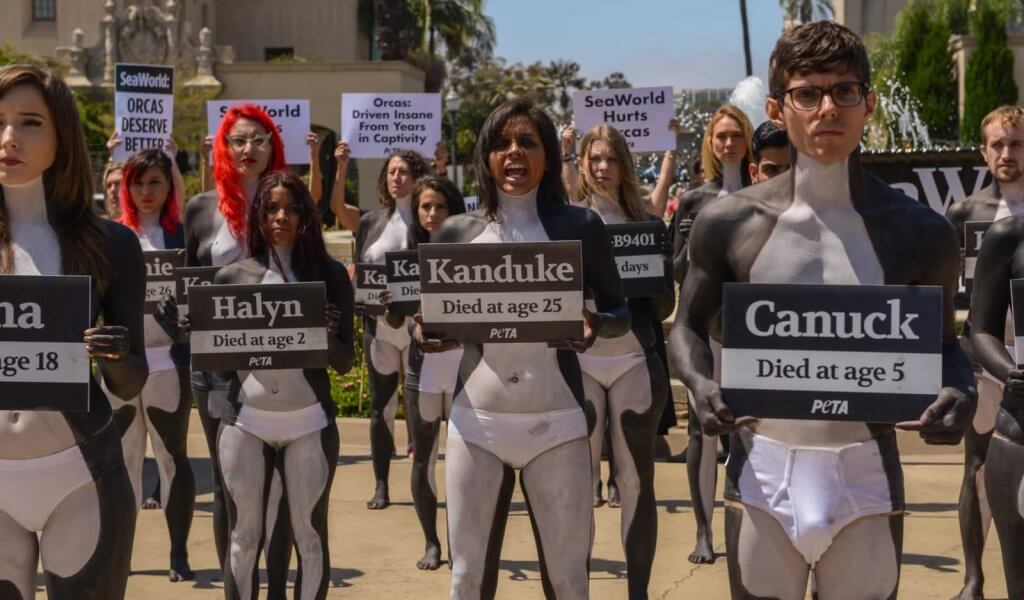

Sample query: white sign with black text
[572,86,675,152]
[114,63,175,162]
[606,221,671,297]
[206,99,311,165]
[721,283,942,422]
[385,250,420,317]
[463,196,480,212]
[341,93,442,158]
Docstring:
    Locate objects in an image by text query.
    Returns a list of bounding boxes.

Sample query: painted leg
[953,375,999,600]
[984,433,1024,600]
[193,371,229,570]
[686,392,718,564]
[724,504,809,599]
[0,508,39,599]
[366,330,402,510]
[143,368,196,582]
[446,432,515,600]
[282,423,338,600]
[814,513,902,599]
[408,386,445,570]
[218,424,273,600]
[521,438,593,600]
[607,433,621,509]
[608,357,664,599]
[264,467,294,600]
[582,372,608,508]
[107,389,145,510]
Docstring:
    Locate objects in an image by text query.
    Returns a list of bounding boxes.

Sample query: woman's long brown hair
[0,65,110,290]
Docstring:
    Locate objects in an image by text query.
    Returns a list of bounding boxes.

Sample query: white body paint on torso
[582,194,642,357]
[460,189,577,413]
[364,198,413,346]
[0,177,77,458]
[238,246,318,412]
[747,155,884,445]
[717,163,744,198]
[136,212,175,358]
[211,208,245,267]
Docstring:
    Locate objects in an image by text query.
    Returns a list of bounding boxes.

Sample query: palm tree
[548,59,587,125]
[740,0,753,77]
[781,0,834,28]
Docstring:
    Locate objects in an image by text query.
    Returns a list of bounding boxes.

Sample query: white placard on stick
[114,63,175,162]
[206,99,310,165]
[572,86,675,152]
[341,93,442,158]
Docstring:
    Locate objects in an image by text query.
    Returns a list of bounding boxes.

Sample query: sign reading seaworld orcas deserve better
[174,266,220,317]
[385,250,420,317]
[720,283,942,422]
[572,86,675,152]
[418,241,584,343]
[113,63,174,162]
[606,221,671,297]
[964,221,993,295]
[143,250,184,314]
[0,276,91,411]
[188,283,327,371]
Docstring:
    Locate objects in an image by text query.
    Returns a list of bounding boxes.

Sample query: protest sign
[114,63,174,162]
[572,86,675,152]
[341,93,442,158]
[385,250,420,317]
[964,221,993,295]
[463,196,480,212]
[174,266,220,317]
[1012,279,1024,366]
[0,276,91,411]
[606,221,671,297]
[189,282,327,371]
[143,250,184,314]
[418,241,584,343]
[720,283,942,422]
[206,99,310,165]
[355,263,387,316]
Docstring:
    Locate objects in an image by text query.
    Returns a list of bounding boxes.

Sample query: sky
[488,0,787,91]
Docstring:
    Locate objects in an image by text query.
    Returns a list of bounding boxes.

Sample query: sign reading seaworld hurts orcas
[418,241,584,343]
[0,276,91,411]
[720,283,942,422]
[188,283,327,371]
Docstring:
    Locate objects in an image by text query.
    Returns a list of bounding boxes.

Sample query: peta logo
[810,399,849,415]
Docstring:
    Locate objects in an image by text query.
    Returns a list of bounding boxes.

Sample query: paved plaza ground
[46,414,1011,599]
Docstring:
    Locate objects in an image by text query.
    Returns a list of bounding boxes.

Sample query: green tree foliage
[961,2,1019,143]
[894,0,959,142]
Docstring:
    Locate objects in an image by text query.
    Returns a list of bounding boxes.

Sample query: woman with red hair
[104,148,196,581]
[163,103,294,595]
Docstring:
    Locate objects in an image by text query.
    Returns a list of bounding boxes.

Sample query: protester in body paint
[748,121,791,184]
[668,22,973,597]
[214,171,354,600]
[946,105,1024,600]
[571,123,674,598]
[107,131,186,216]
[423,96,629,599]
[0,63,148,600]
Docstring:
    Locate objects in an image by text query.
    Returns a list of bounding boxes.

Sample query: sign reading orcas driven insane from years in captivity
[606,221,671,297]
[418,241,584,343]
[964,221,993,295]
[354,263,387,316]
[385,250,420,317]
[0,276,92,411]
[174,266,220,317]
[143,250,184,314]
[720,283,942,422]
[188,283,328,371]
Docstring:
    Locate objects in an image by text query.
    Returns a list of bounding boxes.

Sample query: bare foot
[417,543,443,570]
[142,497,161,510]
[366,486,390,510]
[949,583,984,600]
[688,536,715,564]
[607,484,621,508]
[593,481,605,508]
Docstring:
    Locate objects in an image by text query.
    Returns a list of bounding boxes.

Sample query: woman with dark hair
[426,97,629,598]
[571,124,674,596]
[354,148,432,510]
[214,171,354,600]
[0,64,147,599]
[162,102,294,593]
[105,148,196,581]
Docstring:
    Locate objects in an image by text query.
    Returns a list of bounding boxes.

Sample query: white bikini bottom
[146,344,176,373]
[733,433,895,566]
[417,348,464,396]
[235,403,329,449]
[373,316,410,352]
[577,351,646,389]
[448,404,588,469]
[0,445,94,532]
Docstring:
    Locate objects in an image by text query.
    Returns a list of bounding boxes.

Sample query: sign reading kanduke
[606,221,671,297]
[188,283,328,371]
[418,241,584,343]
[174,266,220,317]
[143,250,184,314]
[0,276,91,411]
[720,283,941,422]
[385,250,420,317]
[354,264,387,316]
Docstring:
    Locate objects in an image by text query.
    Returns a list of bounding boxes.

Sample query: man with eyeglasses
[668,21,974,598]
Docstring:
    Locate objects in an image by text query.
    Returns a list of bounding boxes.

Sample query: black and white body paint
[578,193,673,596]
[103,212,196,581]
[946,181,1024,600]
[354,199,414,509]
[0,176,148,600]
[668,152,973,598]
[434,188,629,599]
[967,212,1024,600]
[213,250,354,600]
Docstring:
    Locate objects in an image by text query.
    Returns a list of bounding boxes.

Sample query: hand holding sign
[412,314,460,353]
[691,378,758,436]
[894,386,973,445]
[84,325,130,362]
[326,303,343,336]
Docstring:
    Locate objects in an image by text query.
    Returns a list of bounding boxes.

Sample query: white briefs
[417,347,464,396]
[235,403,330,449]
[733,433,895,566]
[0,444,94,532]
[447,404,588,469]
[577,351,646,389]
[146,344,176,373]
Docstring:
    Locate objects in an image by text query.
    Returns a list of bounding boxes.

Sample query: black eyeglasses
[778,82,868,111]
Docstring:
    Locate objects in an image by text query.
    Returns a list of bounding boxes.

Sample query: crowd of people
[0,18,1023,600]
